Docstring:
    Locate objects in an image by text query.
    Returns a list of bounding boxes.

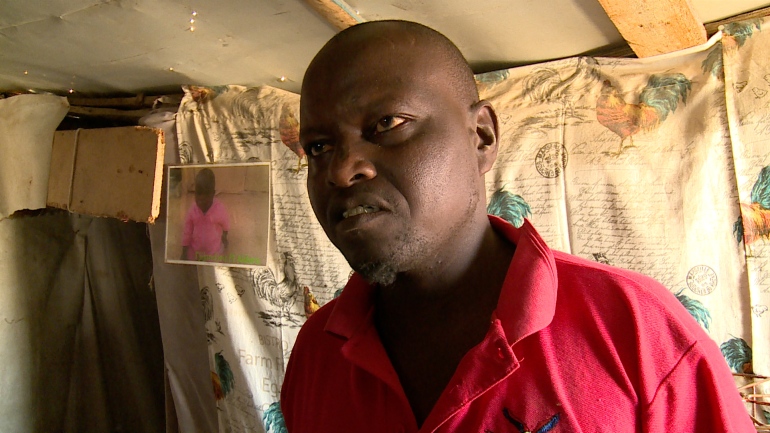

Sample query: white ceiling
[1,0,768,96]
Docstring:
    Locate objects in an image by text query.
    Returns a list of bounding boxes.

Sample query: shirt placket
[340,309,420,432]
[422,320,520,432]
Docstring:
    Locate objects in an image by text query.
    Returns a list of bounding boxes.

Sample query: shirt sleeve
[643,339,755,432]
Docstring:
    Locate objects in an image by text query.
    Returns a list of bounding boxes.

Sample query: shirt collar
[325,272,374,339]
[488,215,558,345]
[325,216,559,346]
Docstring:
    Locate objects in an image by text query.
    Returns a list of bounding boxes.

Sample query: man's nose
[327,139,376,187]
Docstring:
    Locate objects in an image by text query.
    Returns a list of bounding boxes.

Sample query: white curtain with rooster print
[165,17,770,432]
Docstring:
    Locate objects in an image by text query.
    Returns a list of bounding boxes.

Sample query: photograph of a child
[181,168,230,261]
[165,163,270,268]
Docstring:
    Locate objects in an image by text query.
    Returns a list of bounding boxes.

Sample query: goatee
[356,261,398,286]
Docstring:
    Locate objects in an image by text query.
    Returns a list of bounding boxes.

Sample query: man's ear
[472,100,499,175]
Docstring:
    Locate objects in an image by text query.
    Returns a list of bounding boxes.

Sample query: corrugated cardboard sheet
[47,126,165,222]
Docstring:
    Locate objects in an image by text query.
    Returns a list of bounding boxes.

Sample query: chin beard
[341,228,428,287]
[354,261,398,286]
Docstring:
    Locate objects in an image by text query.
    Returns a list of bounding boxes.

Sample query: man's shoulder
[549,249,710,358]
[291,298,342,355]
[551,250,674,303]
[550,250,707,335]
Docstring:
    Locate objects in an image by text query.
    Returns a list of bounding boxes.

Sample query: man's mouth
[342,205,381,219]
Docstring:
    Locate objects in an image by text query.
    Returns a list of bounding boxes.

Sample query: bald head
[302,20,479,107]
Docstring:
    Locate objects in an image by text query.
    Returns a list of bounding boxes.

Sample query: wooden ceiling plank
[581,5,770,59]
[596,0,707,57]
[303,0,364,31]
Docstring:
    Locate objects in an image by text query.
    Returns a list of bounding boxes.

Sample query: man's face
[300,30,486,284]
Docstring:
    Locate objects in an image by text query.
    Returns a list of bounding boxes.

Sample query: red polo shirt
[281,217,753,432]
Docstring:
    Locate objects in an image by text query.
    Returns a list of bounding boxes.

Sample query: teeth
[342,205,380,219]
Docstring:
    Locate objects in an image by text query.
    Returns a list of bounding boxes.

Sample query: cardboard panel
[47,126,165,222]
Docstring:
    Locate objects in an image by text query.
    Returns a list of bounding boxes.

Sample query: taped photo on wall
[165,163,270,268]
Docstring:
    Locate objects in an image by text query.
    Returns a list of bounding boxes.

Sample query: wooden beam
[303,0,364,31]
[596,0,707,57]
[581,5,770,59]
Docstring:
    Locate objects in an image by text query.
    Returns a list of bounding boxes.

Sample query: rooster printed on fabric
[487,187,532,228]
[722,19,763,49]
[523,56,603,119]
[596,74,691,155]
[303,286,321,317]
[720,337,753,374]
[263,401,288,433]
[211,351,235,401]
[701,42,724,80]
[252,252,305,327]
[279,103,306,173]
[674,289,712,331]
[700,20,762,80]
[734,165,770,256]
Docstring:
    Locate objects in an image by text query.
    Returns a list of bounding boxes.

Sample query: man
[281,20,754,432]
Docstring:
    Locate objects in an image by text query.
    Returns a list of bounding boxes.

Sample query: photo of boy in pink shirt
[181,168,230,261]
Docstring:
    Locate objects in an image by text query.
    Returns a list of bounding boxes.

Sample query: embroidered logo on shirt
[485,408,560,433]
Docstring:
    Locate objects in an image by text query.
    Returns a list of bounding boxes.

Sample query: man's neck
[375,219,514,310]
[372,220,516,426]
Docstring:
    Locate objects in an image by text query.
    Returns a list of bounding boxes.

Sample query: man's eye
[374,116,407,133]
[308,142,331,156]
